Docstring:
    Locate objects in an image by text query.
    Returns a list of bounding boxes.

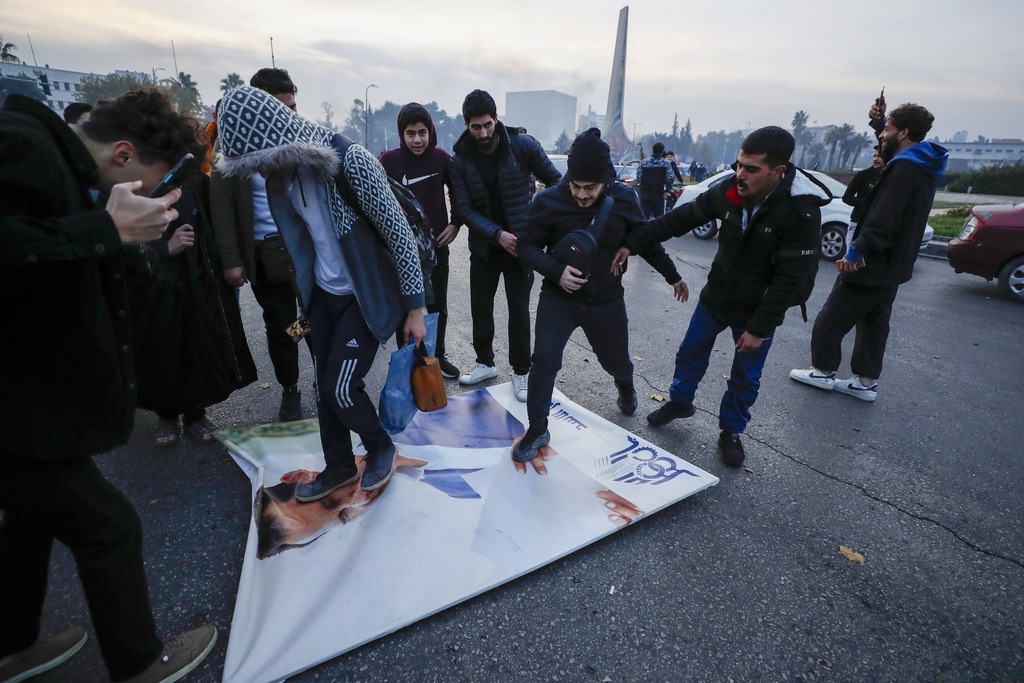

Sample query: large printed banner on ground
[216,384,718,683]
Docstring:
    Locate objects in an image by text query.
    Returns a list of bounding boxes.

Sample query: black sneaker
[295,463,361,502]
[646,400,695,427]
[512,428,550,463]
[360,444,398,492]
[718,431,745,467]
[615,381,638,416]
[278,387,302,422]
[438,356,460,379]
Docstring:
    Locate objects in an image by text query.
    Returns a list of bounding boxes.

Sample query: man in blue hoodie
[379,103,461,379]
[790,103,947,402]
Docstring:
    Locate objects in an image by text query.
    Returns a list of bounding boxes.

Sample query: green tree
[554,129,572,153]
[168,72,203,117]
[219,72,244,94]
[791,110,809,165]
[0,35,18,63]
[317,101,338,132]
[839,129,871,169]
[76,72,154,104]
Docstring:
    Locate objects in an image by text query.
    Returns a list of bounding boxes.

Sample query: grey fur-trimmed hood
[215,86,339,179]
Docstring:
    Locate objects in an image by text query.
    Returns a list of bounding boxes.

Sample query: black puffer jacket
[0,95,136,459]
[519,178,681,304]
[624,165,827,337]
[450,120,561,260]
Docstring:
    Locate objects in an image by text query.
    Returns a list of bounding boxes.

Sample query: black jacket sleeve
[622,185,721,254]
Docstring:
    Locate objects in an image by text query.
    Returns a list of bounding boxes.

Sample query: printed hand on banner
[597,490,644,529]
[513,441,559,475]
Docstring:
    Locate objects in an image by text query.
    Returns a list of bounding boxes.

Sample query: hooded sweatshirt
[378,103,459,240]
[845,141,947,287]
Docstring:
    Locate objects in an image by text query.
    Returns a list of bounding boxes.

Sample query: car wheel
[692,220,718,240]
[820,223,847,262]
[997,255,1024,302]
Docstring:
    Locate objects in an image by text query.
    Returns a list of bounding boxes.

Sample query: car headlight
[959,216,978,240]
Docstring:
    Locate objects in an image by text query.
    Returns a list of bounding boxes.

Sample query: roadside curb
[920,239,949,260]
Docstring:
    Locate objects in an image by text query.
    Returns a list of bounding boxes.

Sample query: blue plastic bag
[378,313,438,435]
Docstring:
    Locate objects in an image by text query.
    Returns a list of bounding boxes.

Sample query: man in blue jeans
[614,127,825,466]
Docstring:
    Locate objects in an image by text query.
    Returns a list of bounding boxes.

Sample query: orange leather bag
[411,344,447,412]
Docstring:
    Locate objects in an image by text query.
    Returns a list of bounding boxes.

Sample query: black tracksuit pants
[811,276,900,380]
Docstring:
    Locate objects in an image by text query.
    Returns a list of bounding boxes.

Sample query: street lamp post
[364,83,377,149]
[152,67,166,84]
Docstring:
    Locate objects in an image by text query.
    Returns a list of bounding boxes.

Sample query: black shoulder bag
[549,195,615,281]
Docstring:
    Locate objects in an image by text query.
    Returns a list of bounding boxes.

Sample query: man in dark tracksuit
[514,129,686,464]
[636,141,674,220]
[0,92,217,683]
[615,126,826,467]
[791,104,947,401]
[449,89,561,402]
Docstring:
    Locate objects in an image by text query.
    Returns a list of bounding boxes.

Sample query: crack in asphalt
[564,330,1023,569]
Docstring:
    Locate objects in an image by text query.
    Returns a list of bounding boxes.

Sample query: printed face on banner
[215,385,718,683]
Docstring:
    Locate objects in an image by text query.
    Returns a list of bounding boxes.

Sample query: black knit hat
[567,128,614,183]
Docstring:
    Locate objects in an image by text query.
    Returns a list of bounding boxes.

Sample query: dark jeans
[306,287,391,469]
[811,276,899,379]
[527,290,634,431]
[640,190,666,220]
[469,249,534,375]
[429,245,451,359]
[669,301,775,434]
[251,251,300,388]
[0,455,162,681]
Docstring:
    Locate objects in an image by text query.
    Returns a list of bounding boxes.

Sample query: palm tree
[823,126,848,170]
[219,72,244,94]
[791,110,809,164]
[0,35,18,63]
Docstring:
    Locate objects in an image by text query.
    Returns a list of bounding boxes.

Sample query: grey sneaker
[834,378,877,402]
[512,429,550,463]
[511,372,529,402]
[122,625,217,683]
[295,463,361,502]
[789,367,836,391]
[458,363,498,385]
[0,627,86,683]
[360,444,398,492]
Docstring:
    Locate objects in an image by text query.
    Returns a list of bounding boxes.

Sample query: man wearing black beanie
[514,128,687,466]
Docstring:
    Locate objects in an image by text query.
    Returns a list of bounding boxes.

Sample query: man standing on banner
[211,68,306,422]
[636,141,674,219]
[449,89,561,401]
[790,104,946,401]
[514,128,686,465]
[0,90,217,683]
[215,86,426,501]
[614,126,826,467]
[379,102,462,379]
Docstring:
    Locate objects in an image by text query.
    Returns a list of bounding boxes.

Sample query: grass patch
[930,214,967,238]
[932,200,975,209]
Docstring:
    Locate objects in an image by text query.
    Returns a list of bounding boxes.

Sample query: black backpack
[332,135,437,304]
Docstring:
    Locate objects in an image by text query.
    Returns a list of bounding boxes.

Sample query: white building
[944,139,1024,172]
[577,104,605,135]
[505,90,577,152]
[0,62,146,118]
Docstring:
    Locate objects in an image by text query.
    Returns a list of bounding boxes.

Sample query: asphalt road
[31,228,1024,682]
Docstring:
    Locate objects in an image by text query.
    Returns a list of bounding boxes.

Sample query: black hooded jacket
[624,165,828,337]
[520,178,681,304]
[450,120,561,260]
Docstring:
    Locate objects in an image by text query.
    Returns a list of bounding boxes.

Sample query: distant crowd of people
[0,64,945,682]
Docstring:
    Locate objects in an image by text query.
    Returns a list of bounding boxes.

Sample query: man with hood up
[216,86,426,500]
[614,126,828,467]
[513,129,686,465]
[790,103,947,403]
[379,102,461,379]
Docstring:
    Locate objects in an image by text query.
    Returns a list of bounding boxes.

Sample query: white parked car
[677,170,933,261]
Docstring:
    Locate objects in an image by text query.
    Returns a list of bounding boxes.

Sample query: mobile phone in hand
[148,153,197,198]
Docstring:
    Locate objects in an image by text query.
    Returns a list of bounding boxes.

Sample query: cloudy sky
[5,0,1023,141]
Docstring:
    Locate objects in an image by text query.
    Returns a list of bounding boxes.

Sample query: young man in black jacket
[614,126,826,467]
[791,104,947,402]
[449,89,561,401]
[0,91,217,683]
[513,129,686,465]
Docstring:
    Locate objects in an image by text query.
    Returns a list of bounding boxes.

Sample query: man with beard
[613,126,826,467]
[513,129,685,465]
[449,89,561,402]
[790,104,947,402]
[379,102,462,378]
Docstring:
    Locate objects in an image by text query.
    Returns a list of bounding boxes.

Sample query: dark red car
[947,203,1024,302]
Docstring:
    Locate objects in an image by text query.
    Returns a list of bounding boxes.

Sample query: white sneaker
[834,378,877,402]
[789,367,836,391]
[459,363,498,385]
[512,372,529,402]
